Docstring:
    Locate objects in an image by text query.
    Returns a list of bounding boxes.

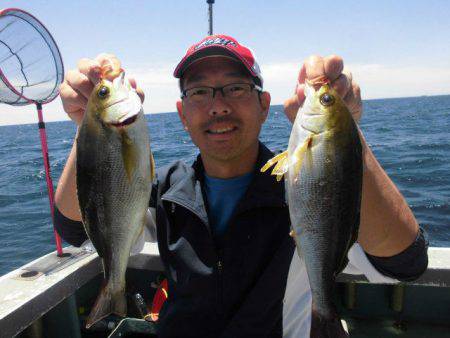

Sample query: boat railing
[0,245,449,338]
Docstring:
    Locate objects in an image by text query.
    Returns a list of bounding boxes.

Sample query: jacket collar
[161,142,286,223]
[235,142,286,213]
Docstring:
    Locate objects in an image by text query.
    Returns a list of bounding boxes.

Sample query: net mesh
[0,9,64,106]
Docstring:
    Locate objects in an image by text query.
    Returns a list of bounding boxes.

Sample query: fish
[76,71,154,329]
[262,83,362,337]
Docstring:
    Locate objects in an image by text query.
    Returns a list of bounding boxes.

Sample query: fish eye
[97,86,110,99]
[320,93,335,106]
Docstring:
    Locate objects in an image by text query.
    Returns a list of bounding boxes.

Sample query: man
[55,35,428,337]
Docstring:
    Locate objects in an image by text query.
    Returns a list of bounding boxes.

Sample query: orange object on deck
[148,279,168,322]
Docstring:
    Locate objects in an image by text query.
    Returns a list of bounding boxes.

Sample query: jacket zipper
[216,254,224,315]
[161,196,224,313]
[161,196,210,233]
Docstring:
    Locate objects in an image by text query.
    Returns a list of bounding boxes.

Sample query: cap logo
[194,37,237,50]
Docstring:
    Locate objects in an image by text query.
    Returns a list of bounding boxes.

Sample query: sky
[0,0,450,126]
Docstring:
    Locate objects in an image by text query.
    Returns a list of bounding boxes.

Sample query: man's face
[176,57,270,164]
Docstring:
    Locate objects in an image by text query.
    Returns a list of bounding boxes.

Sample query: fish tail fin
[310,309,348,338]
[86,284,126,329]
[261,150,289,181]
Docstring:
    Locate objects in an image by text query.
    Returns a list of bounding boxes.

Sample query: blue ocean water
[0,96,449,275]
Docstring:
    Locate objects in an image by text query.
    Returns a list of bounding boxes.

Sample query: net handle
[36,102,63,256]
[0,7,65,105]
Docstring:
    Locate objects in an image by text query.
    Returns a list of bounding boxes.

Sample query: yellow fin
[261,151,288,172]
[273,155,289,181]
[150,152,155,181]
[292,135,314,178]
[261,151,289,180]
[271,153,289,175]
[121,132,136,182]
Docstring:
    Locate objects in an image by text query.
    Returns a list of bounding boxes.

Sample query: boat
[1,244,449,338]
[2,2,449,338]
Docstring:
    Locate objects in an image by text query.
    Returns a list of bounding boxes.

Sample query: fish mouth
[109,114,138,128]
[105,96,141,128]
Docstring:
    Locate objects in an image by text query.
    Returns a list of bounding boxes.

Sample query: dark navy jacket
[153,143,294,337]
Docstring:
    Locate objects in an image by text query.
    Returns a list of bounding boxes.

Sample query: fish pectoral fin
[292,135,314,178]
[261,151,289,180]
[261,150,287,172]
[121,132,137,182]
[261,136,314,181]
[271,153,289,177]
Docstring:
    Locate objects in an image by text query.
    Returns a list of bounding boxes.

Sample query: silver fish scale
[77,111,152,291]
[287,116,362,320]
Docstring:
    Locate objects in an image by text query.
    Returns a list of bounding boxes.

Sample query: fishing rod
[207,0,214,35]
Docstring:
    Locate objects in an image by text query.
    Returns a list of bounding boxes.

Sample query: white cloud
[0,65,180,126]
[261,62,299,105]
[348,64,450,99]
[0,99,67,126]
[261,61,450,103]
[1,61,449,126]
[126,64,179,114]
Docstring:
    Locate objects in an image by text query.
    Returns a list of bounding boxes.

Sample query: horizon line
[0,92,449,128]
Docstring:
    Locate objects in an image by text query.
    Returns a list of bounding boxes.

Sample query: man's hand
[59,53,144,126]
[284,55,362,123]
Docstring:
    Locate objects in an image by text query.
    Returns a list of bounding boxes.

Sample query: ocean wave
[0,98,449,274]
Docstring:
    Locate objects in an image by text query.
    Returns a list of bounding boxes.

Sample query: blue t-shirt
[204,172,254,237]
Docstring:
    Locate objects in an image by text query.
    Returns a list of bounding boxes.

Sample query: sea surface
[0,96,449,275]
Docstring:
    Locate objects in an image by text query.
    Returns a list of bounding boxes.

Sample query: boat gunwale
[0,245,448,338]
[0,243,162,338]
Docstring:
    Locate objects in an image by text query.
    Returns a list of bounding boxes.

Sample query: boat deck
[1,245,449,337]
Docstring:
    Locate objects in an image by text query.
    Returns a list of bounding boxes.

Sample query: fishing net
[0,8,65,256]
[0,8,64,106]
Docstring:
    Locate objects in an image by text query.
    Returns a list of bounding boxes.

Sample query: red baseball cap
[173,34,263,87]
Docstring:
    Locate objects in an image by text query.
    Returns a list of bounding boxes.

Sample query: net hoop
[0,8,64,105]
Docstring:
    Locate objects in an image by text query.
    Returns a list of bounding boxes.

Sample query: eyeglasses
[181,83,262,106]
